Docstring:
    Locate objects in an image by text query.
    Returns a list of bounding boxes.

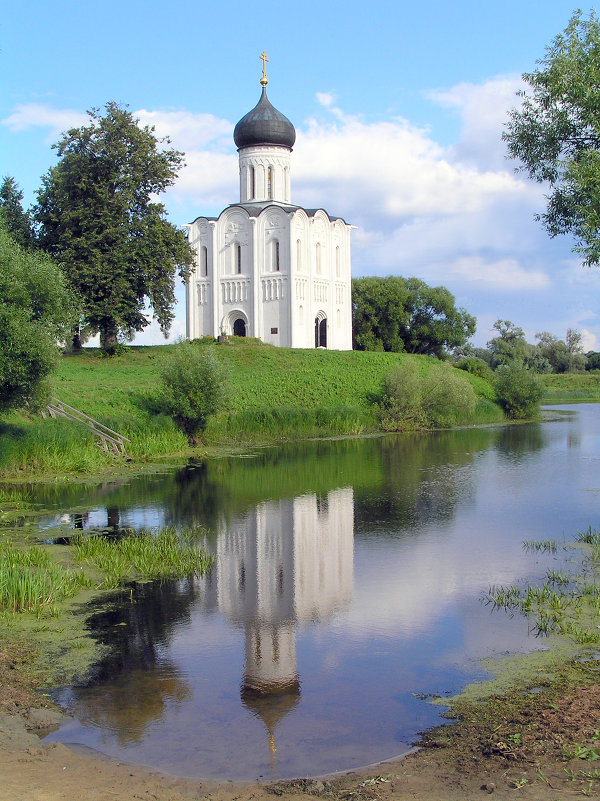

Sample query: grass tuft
[72,526,214,588]
[0,543,90,613]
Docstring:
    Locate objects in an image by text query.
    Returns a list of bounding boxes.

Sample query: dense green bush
[455,356,494,381]
[494,364,543,419]
[376,360,477,430]
[422,363,477,426]
[151,343,228,445]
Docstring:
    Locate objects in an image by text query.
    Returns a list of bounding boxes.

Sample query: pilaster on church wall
[215,208,253,336]
[256,207,290,346]
[289,210,311,348]
[185,218,215,340]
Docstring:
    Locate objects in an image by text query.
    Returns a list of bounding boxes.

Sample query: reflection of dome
[233,87,296,150]
[241,678,301,724]
[241,679,301,764]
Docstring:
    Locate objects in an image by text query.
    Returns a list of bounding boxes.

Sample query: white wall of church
[289,210,352,350]
[186,201,352,350]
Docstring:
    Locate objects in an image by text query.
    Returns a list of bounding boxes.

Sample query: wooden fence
[43,398,131,458]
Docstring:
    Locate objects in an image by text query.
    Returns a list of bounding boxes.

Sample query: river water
[37,406,600,780]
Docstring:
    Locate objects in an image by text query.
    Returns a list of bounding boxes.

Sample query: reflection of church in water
[195,488,354,759]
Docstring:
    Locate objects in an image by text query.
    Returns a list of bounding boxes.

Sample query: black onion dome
[233,87,296,150]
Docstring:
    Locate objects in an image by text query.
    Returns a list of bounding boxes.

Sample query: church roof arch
[189,205,349,227]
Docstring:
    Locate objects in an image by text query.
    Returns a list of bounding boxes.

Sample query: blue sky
[3,1,599,349]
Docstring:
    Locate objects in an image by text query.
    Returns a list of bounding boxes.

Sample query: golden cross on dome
[260,51,269,86]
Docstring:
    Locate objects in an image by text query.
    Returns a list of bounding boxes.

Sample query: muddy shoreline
[2,638,600,801]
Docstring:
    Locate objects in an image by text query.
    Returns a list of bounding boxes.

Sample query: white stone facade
[185,83,353,350]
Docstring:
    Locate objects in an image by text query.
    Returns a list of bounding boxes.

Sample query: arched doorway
[233,318,247,337]
[314,315,327,348]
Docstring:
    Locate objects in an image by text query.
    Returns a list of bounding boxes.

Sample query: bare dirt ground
[2,644,600,801]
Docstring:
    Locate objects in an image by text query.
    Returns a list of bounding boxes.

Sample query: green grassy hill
[539,372,600,402]
[0,341,501,477]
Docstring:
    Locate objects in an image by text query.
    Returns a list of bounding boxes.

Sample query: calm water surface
[37,406,600,780]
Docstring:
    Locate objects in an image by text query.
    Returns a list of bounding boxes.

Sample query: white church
[185,54,353,350]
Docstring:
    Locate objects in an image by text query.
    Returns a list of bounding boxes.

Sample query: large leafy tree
[0,223,77,413]
[352,276,475,357]
[0,176,35,249]
[504,10,600,266]
[486,319,530,369]
[535,328,586,373]
[34,103,194,350]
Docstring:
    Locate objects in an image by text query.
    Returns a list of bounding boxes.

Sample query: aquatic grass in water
[0,544,90,613]
[546,569,571,587]
[73,526,214,587]
[522,539,558,553]
[487,531,600,645]
[577,526,600,546]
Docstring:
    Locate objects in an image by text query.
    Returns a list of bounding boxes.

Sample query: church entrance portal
[315,317,327,348]
[233,318,247,337]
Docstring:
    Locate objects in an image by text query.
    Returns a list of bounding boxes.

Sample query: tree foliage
[34,103,194,350]
[352,276,476,357]
[0,224,77,413]
[503,10,600,265]
[586,351,600,370]
[0,176,34,249]
[153,343,227,445]
[535,328,586,373]
[485,319,586,373]
[486,320,530,369]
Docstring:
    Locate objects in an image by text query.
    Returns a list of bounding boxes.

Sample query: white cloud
[2,103,88,141]
[452,256,550,289]
[135,109,233,152]
[427,75,524,170]
[316,92,335,109]
[581,329,599,351]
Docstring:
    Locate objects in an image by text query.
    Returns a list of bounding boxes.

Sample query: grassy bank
[540,372,600,402]
[0,341,503,478]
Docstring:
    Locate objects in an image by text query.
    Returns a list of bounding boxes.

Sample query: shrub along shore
[0,339,505,479]
[0,339,597,479]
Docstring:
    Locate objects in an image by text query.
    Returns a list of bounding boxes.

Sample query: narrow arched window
[316,242,322,274]
[296,239,302,271]
[267,166,273,199]
[273,239,280,272]
[336,246,340,278]
[250,166,255,199]
[236,244,242,274]
[299,305,304,324]
[201,246,208,277]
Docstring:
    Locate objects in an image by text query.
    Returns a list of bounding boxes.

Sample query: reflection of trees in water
[30,421,551,543]
[167,461,228,530]
[68,578,199,743]
[354,428,497,534]
[494,424,544,460]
